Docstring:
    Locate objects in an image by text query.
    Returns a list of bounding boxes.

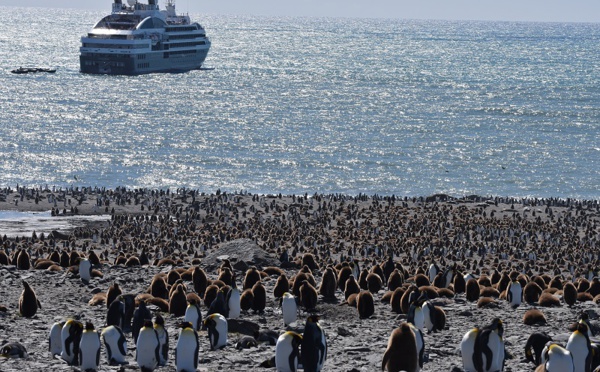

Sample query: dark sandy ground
[0,187,599,371]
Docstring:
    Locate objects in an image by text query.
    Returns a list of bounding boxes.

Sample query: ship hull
[80,49,209,75]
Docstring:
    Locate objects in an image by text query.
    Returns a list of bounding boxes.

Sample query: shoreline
[0,186,599,371]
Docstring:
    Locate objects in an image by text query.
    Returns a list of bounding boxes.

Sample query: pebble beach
[1,186,600,371]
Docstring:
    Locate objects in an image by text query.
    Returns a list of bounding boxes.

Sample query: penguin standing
[382,322,419,372]
[61,319,84,365]
[132,301,152,344]
[407,298,425,331]
[506,281,522,308]
[106,296,125,329]
[79,322,101,372]
[226,282,241,319]
[408,322,425,370]
[49,321,65,356]
[153,314,169,366]
[566,322,593,372]
[282,292,298,326]
[175,322,199,372]
[101,325,127,365]
[207,289,228,318]
[79,258,92,284]
[538,342,574,372]
[204,313,228,350]
[184,298,202,331]
[136,320,160,372]
[301,315,327,372]
[275,331,303,372]
[19,280,41,318]
[525,332,553,367]
[460,318,505,372]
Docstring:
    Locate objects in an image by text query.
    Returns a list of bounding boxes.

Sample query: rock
[202,239,280,270]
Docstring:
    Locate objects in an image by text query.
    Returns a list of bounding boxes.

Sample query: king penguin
[19,280,41,318]
[227,281,241,319]
[136,320,160,372]
[204,313,228,350]
[132,301,152,344]
[460,318,505,372]
[184,298,202,331]
[78,322,101,372]
[538,342,574,372]
[282,292,298,326]
[566,322,593,372]
[153,314,169,366]
[79,258,92,284]
[301,315,327,372]
[175,322,199,372]
[382,322,419,372]
[101,325,127,365]
[506,281,522,308]
[61,319,84,365]
[275,331,303,372]
[49,321,65,356]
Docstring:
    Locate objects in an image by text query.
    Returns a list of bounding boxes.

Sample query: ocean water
[0,6,599,199]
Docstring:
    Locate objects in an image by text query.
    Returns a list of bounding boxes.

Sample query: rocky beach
[0,186,599,371]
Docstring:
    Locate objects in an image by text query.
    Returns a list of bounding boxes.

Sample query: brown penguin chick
[390,287,406,314]
[88,292,107,306]
[548,276,563,290]
[149,275,169,299]
[356,290,374,319]
[413,273,430,287]
[88,250,101,266]
[381,291,394,304]
[292,272,312,297]
[344,276,361,300]
[318,267,337,300]
[366,273,383,294]
[34,259,56,270]
[477,275,492,287]
[68,251,81,267]
[240,289,254,311]
[588,278,600,297]
[418,286,439,300]
[532,276,547,290]
[577,278,591,293]
[358,269,369,290]
[563,282,578,307]
[433,272,445,288]
[382,322,418,372]
[523,309,547,326]
[243,266,261,290]
[577,292,594,302]
[106,282,122,309]
[299,281,318,311]
[337,266,353,292]
[301,253,319,272]
[168,283,187,316]
[480,287,500,298]
[47,264,62,272]
[146,297,169,312]
[59,251,70,267]
[167,270,181,286]
[538,292,560,307]
[387,269,403,291]
[192,266,209,295]
[433,305,446,331]
[203,284,219,308]
[19,280,41,318]
[400,285,418,315]
[251,281,267,312]
[217,267,234,286]
[135,293,153,306]
[524,282,543,303]
[495,273,511,294]
[370,265,386,285]
[437,287,455,299]
[263,266,285,277]
[346,293,359,307]
[0,250,10,265]
[114,255,127,265]
[125,256,140,267]
[477,297,498,309]
[16,249,31,270]
[453,272,466,294]
[273,274,290,299]
[168,279,187,299]
[465,278,480,302]
[186,292,202,305]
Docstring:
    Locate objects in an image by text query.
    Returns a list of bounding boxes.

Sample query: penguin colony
[0,188,600,370]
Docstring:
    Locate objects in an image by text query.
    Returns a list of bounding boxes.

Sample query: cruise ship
[80,0,210,75]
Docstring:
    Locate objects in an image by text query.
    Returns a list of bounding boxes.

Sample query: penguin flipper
[194,334,200,369]
[382,348,391,371]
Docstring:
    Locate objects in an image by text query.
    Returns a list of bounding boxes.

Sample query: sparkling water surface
[0,6,599,198]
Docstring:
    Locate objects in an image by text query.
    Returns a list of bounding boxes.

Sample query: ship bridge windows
[137,17,167,30]
[93,14,141,30]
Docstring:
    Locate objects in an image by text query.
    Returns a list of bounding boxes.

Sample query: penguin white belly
[460,329,478,372]
[413,307,424,331]
[155,327,169,366]
[282,295,297,326]
[428,265,437,283]
[136,328,159,371]
[228,289,241,319]
[79,331,100,371]
[275,334,298,372]
[508,283,522,307]
[409,323,424,369]
[101,326,127,365]
[49,322,63,356]
[184,305,201,331]
[79,259,91,283]
[422,303,433,332]
[485,331,504,372]
[175,330,198,372]
[546,345,574,372]
[566,334,589,372]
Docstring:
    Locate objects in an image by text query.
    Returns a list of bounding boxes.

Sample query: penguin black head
[84,322,95,331]
[154,313,165,327]
[489,318,504,337]
[143,320,153,328]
